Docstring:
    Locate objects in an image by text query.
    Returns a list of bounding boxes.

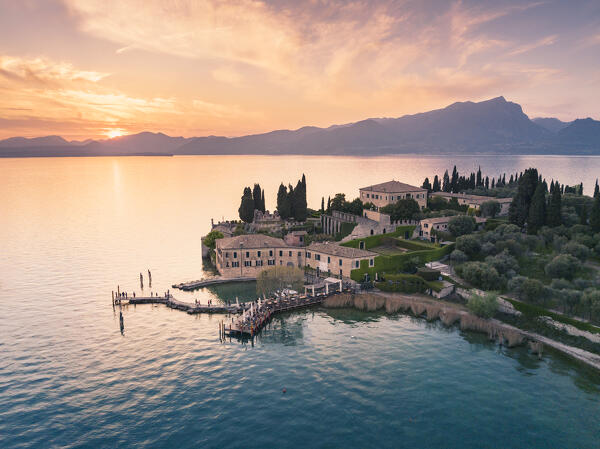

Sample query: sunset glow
[105,129,125,139]
[0,0,599,140]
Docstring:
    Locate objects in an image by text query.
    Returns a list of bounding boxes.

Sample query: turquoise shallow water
[1,155,600,448]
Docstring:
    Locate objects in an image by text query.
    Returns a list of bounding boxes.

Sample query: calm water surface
[1,155,600,448]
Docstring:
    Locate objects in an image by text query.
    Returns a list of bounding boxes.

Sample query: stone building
[359,180,428,209]
[216,234,304,278]
[250,209,283,232]
[430,192,512,216]
[284,230,307,246]
[305,242,376,278]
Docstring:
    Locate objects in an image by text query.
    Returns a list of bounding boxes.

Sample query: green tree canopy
[203,230,224,249]
[277,183,291,219]
[527,183,547,234]
[380,198,420,221]
[448,215,476,237]
[480,200,501,218]
[467,292,498,318]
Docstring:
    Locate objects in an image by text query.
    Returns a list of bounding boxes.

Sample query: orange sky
[1,0,599,140]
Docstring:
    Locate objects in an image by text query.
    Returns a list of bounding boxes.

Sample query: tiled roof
[216,234,288,249]
[307,242,376,258]
[360,180,425,193]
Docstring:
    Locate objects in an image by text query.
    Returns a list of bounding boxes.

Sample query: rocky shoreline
[322,292,600,372]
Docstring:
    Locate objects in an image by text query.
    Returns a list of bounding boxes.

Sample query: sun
[105,128,125,139]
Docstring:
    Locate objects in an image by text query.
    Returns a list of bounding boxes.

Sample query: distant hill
[532,117,571,133]
[557,118,600,147]
[2,97,599,157]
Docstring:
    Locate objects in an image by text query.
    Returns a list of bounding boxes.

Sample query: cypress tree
[442,170,450,192]
[422,177,432,191]
[432,175,440,192]
[591,195,600,232]
[485,176,489,189]
[293,176,308,221]
[277,183,291,219]
[252,184,262,211]
[509,168,539,227]
[238,187,255,223]
[491,178,495,189]
[327,196,331,213]
[594,179,599,198]
[450,166,458,192]
[260,188,266,212]
[527,183,546,234]
[547,186,562,227]
[321,197,325,213]
[476,166,482,187]
[287,184,295,219]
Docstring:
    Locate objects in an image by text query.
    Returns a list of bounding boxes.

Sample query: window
[256,260,263,266]
[280,260,283,265]
[232,261,239,267]
[315,254,321,261]
[279,250,283,257]
[246,251,250,258]
[233,252,237,259]
[245,261,252,267]
[327,256,331,263]
[257,250,261,257]
[289,251,292,257]
[225,252,229,258]
[268,260,275,266]
[369,258,374,267]
[359,241,365,250]
[269,250,273,257]
[307,252,311,259]
[355,261,360,268]
[226,262,230,267]
[339,259,343,266]
[424,223,429,228]
[367,193,370,198]
[298,251,301,256]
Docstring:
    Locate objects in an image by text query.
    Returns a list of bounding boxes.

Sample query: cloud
[0,55,109,85]
[507,34,558,56]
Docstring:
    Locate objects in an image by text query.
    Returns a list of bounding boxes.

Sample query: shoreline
[322,291,600,373]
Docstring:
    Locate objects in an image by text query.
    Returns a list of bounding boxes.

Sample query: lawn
[370,245,409,256]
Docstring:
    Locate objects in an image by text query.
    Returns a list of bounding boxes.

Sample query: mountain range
[2,97,599,157]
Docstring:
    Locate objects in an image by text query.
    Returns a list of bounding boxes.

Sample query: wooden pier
[172,276,256,291]
[113,293,249,315]
[223,288,348,338]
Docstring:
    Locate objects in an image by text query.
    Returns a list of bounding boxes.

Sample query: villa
[216,234,304,278]
[305,241,376,278]
[359,180,428,209]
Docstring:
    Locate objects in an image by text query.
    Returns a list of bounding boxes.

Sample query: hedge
[396,239,438,251]
[341,226,415,250]
[375,274,428,293]
[350,243,455,281]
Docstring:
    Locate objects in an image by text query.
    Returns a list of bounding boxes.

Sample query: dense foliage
[203,230,224,250]
[451,222,600,323]
[380,198,420,221]
[276,174,308,221]
[467,292,498,318]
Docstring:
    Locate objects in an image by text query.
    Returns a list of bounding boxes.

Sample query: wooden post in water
[140,272,143,290]
[148,269,152,288]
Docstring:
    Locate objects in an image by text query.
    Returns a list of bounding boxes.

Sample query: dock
[172,276,256,291]
[113,293,249,315]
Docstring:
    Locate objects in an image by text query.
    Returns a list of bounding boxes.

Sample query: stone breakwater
[323,292,526,348]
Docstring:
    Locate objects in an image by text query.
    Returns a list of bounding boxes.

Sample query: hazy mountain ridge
[2,97,599,157]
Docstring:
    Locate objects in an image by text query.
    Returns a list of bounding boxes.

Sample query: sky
[0,0,599,140]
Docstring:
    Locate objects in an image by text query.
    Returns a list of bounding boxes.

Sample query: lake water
[1,155,600,448]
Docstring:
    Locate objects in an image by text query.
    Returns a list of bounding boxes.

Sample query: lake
[1,155,600,448]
